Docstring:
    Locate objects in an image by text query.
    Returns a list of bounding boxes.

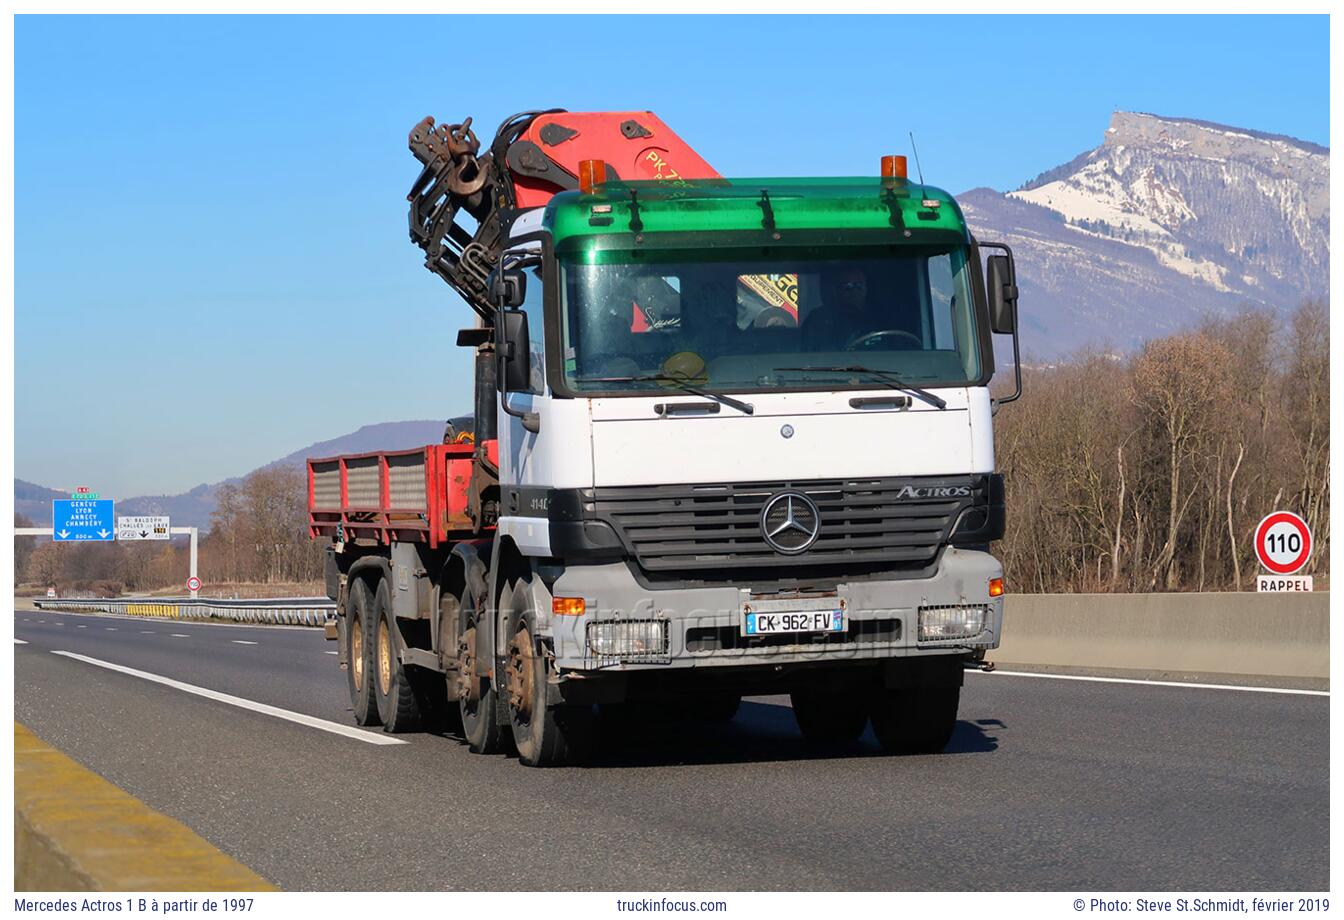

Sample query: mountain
[961,111,1328,356]
[15,479,69,525]
[16,420,455,530]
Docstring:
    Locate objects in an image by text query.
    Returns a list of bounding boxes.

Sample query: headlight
[918,605,987,642]
[586,620,669,662]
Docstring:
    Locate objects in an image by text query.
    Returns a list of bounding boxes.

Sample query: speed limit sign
[1254,511,1312,575]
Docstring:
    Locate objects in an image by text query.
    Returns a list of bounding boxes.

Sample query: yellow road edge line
[14,722,278,892]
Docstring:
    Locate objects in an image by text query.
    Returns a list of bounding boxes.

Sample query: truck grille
[590,476,985,575]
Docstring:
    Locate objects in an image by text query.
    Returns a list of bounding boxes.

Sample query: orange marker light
[988,577,1005,598]
[881,155,908,181]
[552,597,586,616]
[579,159,607,194]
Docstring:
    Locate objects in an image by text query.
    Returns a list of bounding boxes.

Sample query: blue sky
[15,14,1330,497]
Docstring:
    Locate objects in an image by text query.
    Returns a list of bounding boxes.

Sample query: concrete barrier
[14,722,276,891]
[995,592,1329,686]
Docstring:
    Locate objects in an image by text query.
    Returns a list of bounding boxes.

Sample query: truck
[308,108,1022,766]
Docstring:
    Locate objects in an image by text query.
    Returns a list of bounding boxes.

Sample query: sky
[14,14,1331,498]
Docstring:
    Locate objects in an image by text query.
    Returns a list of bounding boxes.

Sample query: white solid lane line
[970,668,1328,698]
[15,639,28,645]
[231,640,258,645]
[49,651,407,746]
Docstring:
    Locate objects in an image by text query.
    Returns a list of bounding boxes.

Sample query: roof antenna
[908,132,928,200]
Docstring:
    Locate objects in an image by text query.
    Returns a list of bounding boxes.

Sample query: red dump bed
[307,441,498,548]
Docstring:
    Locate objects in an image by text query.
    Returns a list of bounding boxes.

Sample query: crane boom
[406,109,720,319]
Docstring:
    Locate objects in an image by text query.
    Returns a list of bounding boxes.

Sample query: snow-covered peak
[1005,111,1328,300]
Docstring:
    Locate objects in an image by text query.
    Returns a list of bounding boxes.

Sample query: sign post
[1254,511,1313,592]
[174,528,200,599]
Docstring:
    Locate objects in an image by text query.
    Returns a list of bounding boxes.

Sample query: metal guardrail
[32,596,336,628]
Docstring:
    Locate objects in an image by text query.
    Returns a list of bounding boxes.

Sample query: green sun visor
[544,177,970,253]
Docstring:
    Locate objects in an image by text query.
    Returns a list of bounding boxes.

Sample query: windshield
[559,245,982,393]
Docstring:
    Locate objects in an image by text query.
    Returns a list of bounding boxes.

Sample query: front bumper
[537,546,1003,672]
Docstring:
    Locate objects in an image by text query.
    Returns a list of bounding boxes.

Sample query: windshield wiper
[773,365,947,410]
[575,373,755,415]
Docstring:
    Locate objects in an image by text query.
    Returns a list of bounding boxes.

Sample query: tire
[790,687,868,748]
[453,583,505,754]
[869,685,960,755]
[500,581,595,767]
[371,577,424,732]
[345,578,380,727]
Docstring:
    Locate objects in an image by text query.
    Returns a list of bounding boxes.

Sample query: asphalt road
[13,607,1329,891]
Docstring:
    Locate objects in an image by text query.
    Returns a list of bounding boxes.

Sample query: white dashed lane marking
[231,640,258,645]
[170,634,190,638]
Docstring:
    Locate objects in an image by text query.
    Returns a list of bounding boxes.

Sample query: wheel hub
[377,618,392,695]
[351,615,363,684]
[506,625,534,723]
[456,623,479,703]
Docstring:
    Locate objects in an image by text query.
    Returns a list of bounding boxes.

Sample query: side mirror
[498,309,531,393]
[489,268,527,309]
[987,254,1018,335]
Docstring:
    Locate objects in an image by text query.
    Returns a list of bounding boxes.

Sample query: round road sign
[1253,511,1312,575]
[186,575,202,592]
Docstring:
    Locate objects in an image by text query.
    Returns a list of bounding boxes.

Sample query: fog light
[918,606,987,642]
[586,620,669,661]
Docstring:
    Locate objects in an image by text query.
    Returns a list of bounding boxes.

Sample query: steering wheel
[846,329,923,350]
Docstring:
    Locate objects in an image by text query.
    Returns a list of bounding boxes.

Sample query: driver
[803,267,873,349]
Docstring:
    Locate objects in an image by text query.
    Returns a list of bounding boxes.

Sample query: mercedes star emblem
[760,491,821,554]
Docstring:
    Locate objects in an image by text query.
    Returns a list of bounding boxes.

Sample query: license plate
[743,610,844,636]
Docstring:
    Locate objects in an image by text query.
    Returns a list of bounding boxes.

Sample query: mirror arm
[979,240,1022,407]
[500,392,540,432]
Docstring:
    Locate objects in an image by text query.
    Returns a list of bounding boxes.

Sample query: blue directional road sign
[52,499,116,541]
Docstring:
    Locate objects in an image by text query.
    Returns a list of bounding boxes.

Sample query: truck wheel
[501,582,595,767]
[345,578,380,727]
[790,688,867,748]
[454,588,505,754]
[372,577,423,733]
[869,685,960,755]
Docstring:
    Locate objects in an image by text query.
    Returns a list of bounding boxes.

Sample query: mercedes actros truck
[308,109,1022,766]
